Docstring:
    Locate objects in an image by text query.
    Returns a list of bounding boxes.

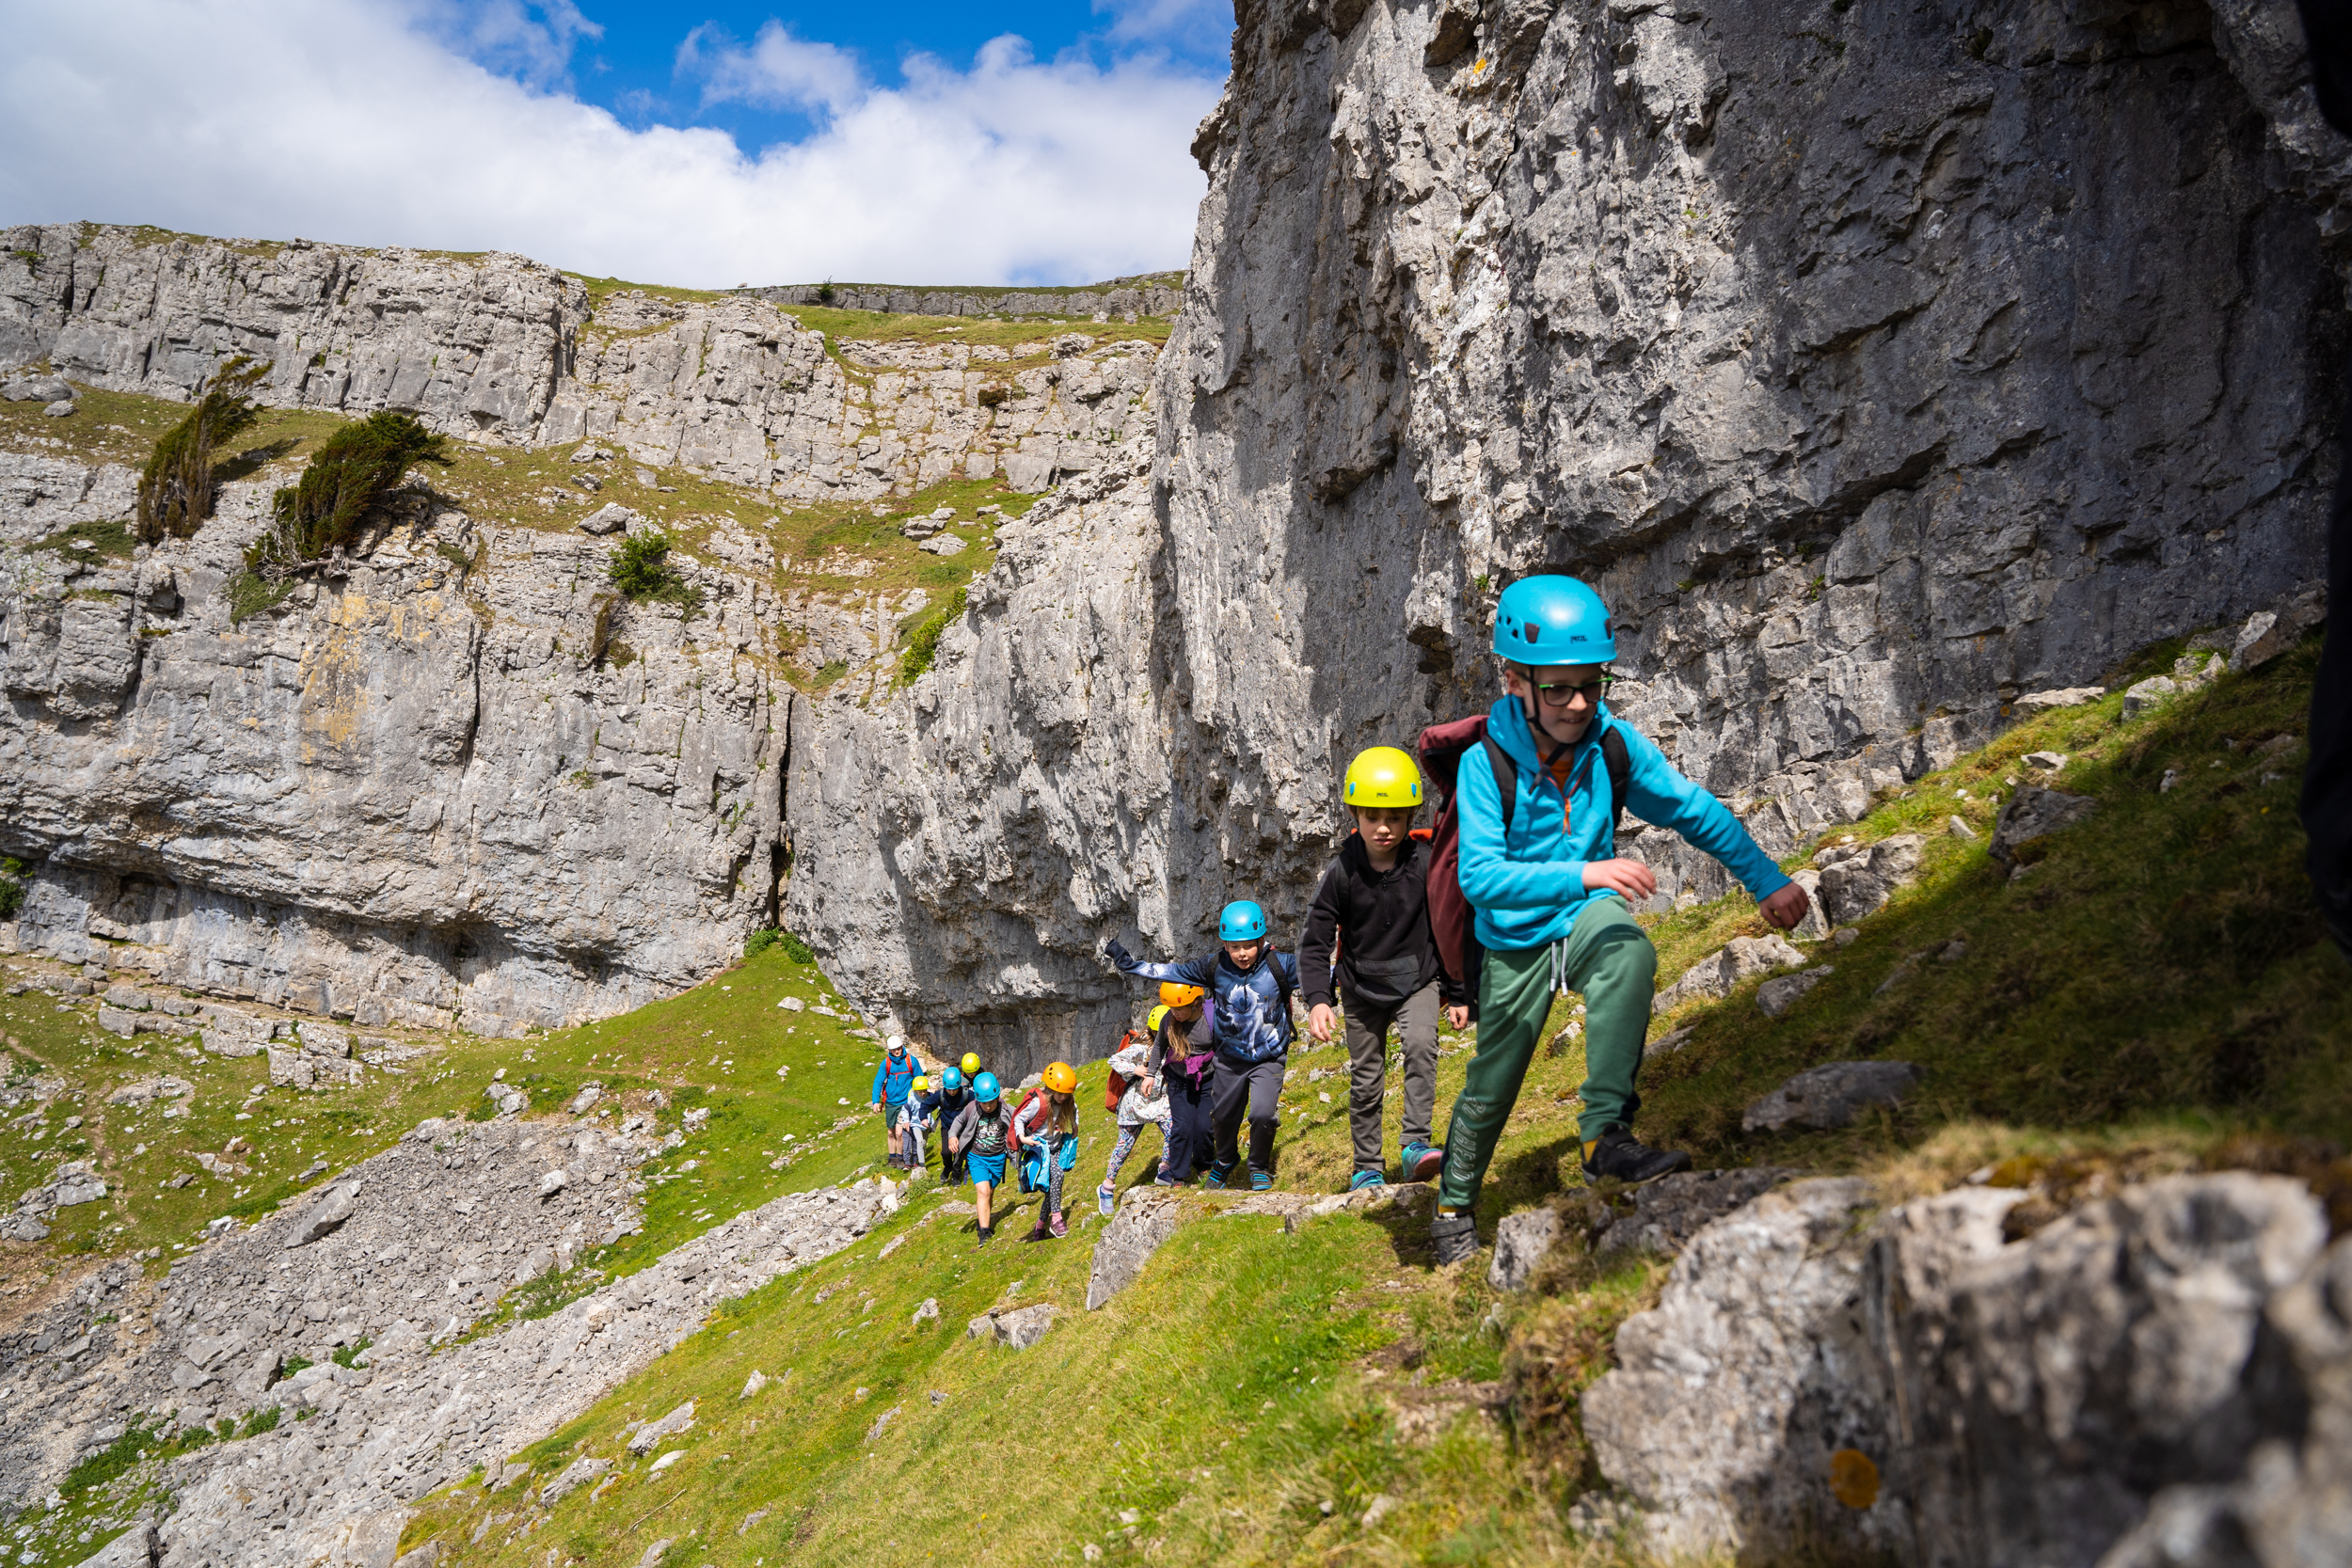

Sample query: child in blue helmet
[931,1066,975,1182]
[948,1071,1011,1243]
[1426,574,1810,1268]
[1103,901,1300,1192]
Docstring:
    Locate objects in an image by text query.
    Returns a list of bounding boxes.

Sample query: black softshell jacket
[1297,834,1462,1010]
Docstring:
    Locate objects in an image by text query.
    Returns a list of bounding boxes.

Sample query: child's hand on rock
[1581,858,1659,901]
[1758,882,1810,930]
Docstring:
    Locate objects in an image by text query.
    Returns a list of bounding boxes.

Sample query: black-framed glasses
[1533,675,1613,706]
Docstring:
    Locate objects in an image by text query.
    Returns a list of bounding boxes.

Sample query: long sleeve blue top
[1458,695,1790,951]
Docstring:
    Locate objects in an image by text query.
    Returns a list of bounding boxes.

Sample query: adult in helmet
[1102,898,1301,1192]
[1301,746,1469,1192]
[869,1035,917,1169]
[946,1070,1010,1243]
[1424,575,1809,1266]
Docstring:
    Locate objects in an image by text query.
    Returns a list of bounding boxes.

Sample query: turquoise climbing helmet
[942,1067,963,1092]
[1218,900,1268,942]
[973,1071,1001,1103]
[1491,575,1615,665]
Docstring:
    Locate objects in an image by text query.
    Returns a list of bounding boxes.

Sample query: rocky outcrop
[1579,1170,2347,1566]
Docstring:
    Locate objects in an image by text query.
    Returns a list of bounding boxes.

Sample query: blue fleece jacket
[870,1049,914,1109]
[1105,942,1300,1066]
[1458,696,1790,951]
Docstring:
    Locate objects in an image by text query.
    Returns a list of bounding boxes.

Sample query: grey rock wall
[6,0,2348,1061]
[779,0,2350,1057]
[0,464,794,1036]
[0,230,1160,1038]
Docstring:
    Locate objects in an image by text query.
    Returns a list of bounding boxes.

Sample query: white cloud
[678,20,863,116]
[0,0,1218,288]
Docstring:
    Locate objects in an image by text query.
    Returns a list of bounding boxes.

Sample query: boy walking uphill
[1104,902,1301,1192]
[1428,575,1810,1267]
[948,1071,1011,1243]
[1302,747,1470,1191]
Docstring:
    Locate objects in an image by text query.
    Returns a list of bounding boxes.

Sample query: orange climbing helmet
[1042,1061,1078,1096]
[1159,981,1204,1007]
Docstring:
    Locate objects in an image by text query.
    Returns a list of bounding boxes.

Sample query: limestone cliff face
[4,0,2346,1058]
[785,0,2346,1061]
[0,230,1156,1037]
[1,468,792,1035]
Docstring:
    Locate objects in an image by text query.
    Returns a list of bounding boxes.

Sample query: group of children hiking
[872,577,1807,1263]
[1104,575,1809,1264]
[869,1037,1087,1243]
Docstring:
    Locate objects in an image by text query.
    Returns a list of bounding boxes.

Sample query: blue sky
[0,0,1233,287]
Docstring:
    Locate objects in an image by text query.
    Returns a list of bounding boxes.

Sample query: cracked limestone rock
[1657,935,1806,1009]
[1086,1189,1187,1310]
[1582,1172,2344,1566]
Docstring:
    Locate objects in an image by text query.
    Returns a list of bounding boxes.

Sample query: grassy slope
[393,634,2343,1568]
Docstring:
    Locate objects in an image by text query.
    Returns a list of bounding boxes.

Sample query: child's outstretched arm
[1617,725,1804,926]
[1101,938,1217,990]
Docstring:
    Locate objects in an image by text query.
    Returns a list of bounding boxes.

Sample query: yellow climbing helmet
[961,1052,982,1078]
[912,1075,930,1095]
[1148,1005,1170,1033]
[1343,746,1424,810]
[1042,1061,1078,1095]
[1159,981,1204,1007]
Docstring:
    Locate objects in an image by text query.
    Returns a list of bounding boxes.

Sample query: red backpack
[1417,716,1631,1008]
[1104,1028,1150,1111]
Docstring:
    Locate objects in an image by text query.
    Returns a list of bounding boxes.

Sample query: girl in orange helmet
[1012,1061,1080,1240]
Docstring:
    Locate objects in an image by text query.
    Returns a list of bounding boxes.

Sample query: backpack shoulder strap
[1601,726,1631,839]
[1479,732,1518,832]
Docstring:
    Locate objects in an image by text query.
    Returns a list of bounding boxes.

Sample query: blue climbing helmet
[1491,575,1615,665]
[1218,900,1268,942]
[941,1067,964,1093]
[973,1071,1001,1103]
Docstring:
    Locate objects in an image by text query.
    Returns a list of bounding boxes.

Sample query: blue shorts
[967,1151,1007,1187]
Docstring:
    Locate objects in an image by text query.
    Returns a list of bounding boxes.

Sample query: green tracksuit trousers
[1437,895,1657,1212]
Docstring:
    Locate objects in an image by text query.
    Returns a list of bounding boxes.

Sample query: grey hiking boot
[1581,1125,1693,1183]
[1430,1212,1479,1267]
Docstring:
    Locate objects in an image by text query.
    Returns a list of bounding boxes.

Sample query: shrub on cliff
[135,356,266,544]
[0,857,24,919]
[249,411,449,578]
[608,531,700,612]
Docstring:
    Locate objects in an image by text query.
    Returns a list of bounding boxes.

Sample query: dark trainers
[1430,1212,1479,1267]
[1249,1170,1273,1192]
[1581,1125,1693,1183]
[1203,1161,1236,1190]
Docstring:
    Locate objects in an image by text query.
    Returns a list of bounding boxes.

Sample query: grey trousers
[1343,980,1440,1173]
